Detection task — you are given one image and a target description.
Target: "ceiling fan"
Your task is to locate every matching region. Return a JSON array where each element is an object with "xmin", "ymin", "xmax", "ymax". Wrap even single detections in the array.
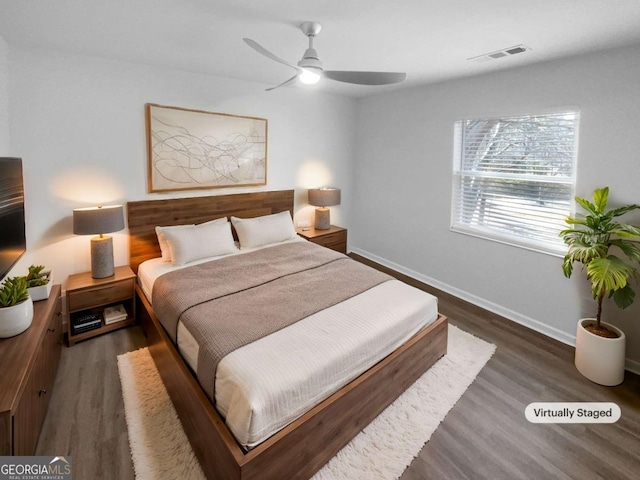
[{"xmin": 243, "ymin": 22, "xmax": 407, "ymax": 91}]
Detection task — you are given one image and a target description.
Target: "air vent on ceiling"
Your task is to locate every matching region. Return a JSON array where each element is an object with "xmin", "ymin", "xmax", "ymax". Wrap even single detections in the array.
[{"xmin": 468, "ymin": 44, "xmax": 530, "ymax": 63}]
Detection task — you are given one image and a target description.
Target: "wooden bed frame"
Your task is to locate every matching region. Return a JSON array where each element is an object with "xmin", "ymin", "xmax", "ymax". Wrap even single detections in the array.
[{"xmin": 127, "ymin": 190, "xmax": 448, "ymax": 480}]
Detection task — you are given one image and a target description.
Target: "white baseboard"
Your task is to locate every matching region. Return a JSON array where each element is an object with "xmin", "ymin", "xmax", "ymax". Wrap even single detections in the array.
[
  {"xmin": 626, "ymin": 357, "xmax": 640, "ymax": 375},
  {"xmin": 350, "ymin": 247, "xmax": 640, "ymax": 376}
]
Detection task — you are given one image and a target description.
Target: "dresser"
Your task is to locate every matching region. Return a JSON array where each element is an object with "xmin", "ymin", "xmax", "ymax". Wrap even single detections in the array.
[{"xmin": 0, "ymin": 285, "xmax": 62, "ymax": 455}]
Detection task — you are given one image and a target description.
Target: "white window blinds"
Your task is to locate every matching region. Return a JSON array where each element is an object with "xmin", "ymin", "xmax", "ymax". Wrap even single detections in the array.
[{"xmin": 451, "ymin": 111, "xmax": 579, "ymax": 255}]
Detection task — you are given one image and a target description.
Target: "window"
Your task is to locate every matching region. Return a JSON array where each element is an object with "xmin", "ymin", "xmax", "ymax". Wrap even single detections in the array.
[{"xmin": 451, "ymin": 111, "xmax": 579, "ymax": 255}]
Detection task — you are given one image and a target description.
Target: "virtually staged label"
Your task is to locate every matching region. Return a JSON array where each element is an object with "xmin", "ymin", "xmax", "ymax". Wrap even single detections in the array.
[{"xmin": 525, "ymin": 402, "xmax": 621, "ymax": 423}]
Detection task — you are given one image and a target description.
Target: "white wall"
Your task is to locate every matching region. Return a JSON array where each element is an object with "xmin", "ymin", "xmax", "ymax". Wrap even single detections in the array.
[
  {"xmin": 351, "ymin": 44, "xmax": 640, "ymax": 372},
  {"xmin": 0, "ymin": 34, "xmax": 8, "ymax": 153},
  {"xmin": 7, "ymin": 46, "xmax": 356, "ymax": 287}
]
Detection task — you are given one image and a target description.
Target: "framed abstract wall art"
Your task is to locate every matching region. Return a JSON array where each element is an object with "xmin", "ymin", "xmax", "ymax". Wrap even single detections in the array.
[{"xmin": 146, "ymin": 103, "xmax": 268, "ymax": 192}]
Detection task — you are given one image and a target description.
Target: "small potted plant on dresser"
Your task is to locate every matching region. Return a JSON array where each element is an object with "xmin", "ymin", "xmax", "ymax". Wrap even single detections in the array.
[
  {"xmin": 0, "ymin": 276, "xmax": 34, "ymax": 338},
  {"xmin": 24, "ymin": 264, "xmax": 52, "ymax": 301},
  {"xmin": 560, "ymin": 186, "xmax": 640, "ymax": 386}
]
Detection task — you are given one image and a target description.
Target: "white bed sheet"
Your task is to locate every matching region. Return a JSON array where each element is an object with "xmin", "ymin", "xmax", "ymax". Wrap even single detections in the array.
[{"xmin": 138, "ymin": 241, "xmax": 438, "ymax": 449}]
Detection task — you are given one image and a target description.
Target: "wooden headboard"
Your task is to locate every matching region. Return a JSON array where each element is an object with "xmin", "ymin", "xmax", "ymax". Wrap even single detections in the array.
[{"xmin": 127, "ymin": 190, "xmax": 294, "ymax": 273}]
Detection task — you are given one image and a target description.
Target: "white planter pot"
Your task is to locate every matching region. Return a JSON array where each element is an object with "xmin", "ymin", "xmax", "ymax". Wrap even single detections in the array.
[
  {"xmin": 0, "ymin": 296, "xmax": 34, "ymax": 338},
  {"xmin": 575, "ymin": 318, "xmax": 626, "ymax": 386},
  {"xmin": 27, "ymin": 280, "xmax": 53, "ymax": 302}
]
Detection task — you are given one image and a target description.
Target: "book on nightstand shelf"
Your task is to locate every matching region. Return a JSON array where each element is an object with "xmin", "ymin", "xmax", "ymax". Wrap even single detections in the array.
[{"xmin": 104, "ymin": 304, "xmax": 128, "ymax": 325}]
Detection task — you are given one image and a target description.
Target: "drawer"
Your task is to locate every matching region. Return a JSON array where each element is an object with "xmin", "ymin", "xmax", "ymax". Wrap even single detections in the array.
[
  {"xmin": 312, "ymin": 230, "xmax": 347, "ymax": 248},
  {"xmin": 68, "ymin": 279, "xmax": 134, "ymax": 312}
]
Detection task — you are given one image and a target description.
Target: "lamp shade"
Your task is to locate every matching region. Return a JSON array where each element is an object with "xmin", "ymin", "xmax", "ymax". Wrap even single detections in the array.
[
  {"xmin": 308, "ymin": 188, "xmax": 341, "ymax": 207},
  {"xmin": 73, "ymin": 205, "xmax": 124, "ymax": 235}
]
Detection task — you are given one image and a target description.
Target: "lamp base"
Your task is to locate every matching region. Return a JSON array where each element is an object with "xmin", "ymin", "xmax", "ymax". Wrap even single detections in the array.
[
  {"xmin": 90, "ymin": 235, "xmax": 115, "ymax": 279},
  {"xmin": 314, "ymin": 207, "xmax": 331, "ymax": 230}
]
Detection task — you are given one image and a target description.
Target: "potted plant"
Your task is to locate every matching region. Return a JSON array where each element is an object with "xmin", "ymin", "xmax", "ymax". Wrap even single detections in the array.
[
  {"xmin": 560, "ymin": 186, "xmax": 640, "ymax": 386},
  {"xmin": 25, "ymin": 264, "xmax": 52, "ymax": 301},
  {"xmin": 0, "ymin": 276, "xmax": 34, "ymax": 338}
]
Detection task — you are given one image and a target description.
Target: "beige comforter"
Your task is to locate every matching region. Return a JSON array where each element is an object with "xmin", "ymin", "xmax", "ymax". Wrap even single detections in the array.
[{"xmin": 152, "ymin": 241, "xmax": 391, "ymax": 400}]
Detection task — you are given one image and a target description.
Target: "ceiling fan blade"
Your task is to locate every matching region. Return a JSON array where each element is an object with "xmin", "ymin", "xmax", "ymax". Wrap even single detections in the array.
[
  {"xmin": 243, "ymin": 38, "xmax": 300, "ymax": 72},
  {"xmin": 322, "ymin": 70, "xmax": 407, "ymax": 86},
  {"xmin": 266, "ymin": 74, "xmax": 298, "ymax": 91}
]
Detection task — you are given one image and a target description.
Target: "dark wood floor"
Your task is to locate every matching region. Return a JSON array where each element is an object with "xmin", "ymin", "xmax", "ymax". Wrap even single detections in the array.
[
  {"xmin": 36, "ymin": 326, "xmax": 146, "ymax": 480},
  {"xmin": 36, "ymin": 255, "xmax": 640, "ymax": 480},
  {"xmin": 353, "ymin": 254, "xmax": 640, "ymax": 480}
]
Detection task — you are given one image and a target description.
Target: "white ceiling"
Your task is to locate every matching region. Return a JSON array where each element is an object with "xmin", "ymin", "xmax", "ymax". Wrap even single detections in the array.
[{"xmin": 1, "ymin": 0, "xmax": 640, "ymax": 97}]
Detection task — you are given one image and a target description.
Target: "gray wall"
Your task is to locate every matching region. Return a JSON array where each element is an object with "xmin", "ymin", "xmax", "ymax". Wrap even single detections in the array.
[{"xmin": 351, "ymin": 44, "xmax": 640, "ymax": 372}]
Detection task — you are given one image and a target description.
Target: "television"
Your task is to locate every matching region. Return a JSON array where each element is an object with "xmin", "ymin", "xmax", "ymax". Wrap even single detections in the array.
[{"xmin": 0, "ymin": 158, "xmax": 26, "ymax": 281}]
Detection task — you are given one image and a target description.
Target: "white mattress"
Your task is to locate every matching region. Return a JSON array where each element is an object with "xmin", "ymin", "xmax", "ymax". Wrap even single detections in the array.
[{"xmin": 138, "ymin": 242, "xmax": 438, "ymax": 449}]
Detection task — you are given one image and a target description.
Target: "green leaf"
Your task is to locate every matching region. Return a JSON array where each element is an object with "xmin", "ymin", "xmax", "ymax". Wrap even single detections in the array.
[
  {"xmin": 609, "ymin": 205, "xmax": 640, "ymax": 218},
  {"xmin": 610, "ymin": 239, "xmax": 640, "ymax": 263},
  {"xmin": 584, "ymin": 215, "xmax": 604, "ymax": 231},
  {"xmin": 0, "ymin": 276, "xmax": 29, "ymax": 307},
  {"xmin": 615, "ymin": 224, "xmax": 640, "ymax": 239},
  {"xmin": 559, "ymin": 229, "xmax": 609, "ymax": 249},
  {"xmin": 575, "ymin": 196, "xmax": 598, "ymax": 215},
  {"xmin": 593, "ymin": 187, "xmax": 609, "ymax": 213},
  {"xmin": 587, "ymin": 256, "xmax": 635, "ymax": 297},
  {"xmin": 564, "ymin": 217, "xmax": 586, "ymax": 226},
  {"xmin": 559, "ymin": 228, "xmax": 587, "ymax": 238},
  {"xmin": 566, "ymin": 241, "xmax": 608, "ymax": 264},
  {"xmin": 612, "ymin": 284, "xmax": 635, "ymax": 309},
  {"xmin": 562, "ymin": 255, "xmax": 574, "ymax": 278},
  {"xmin": 559, "ymin": 229, "xmax": 585, "ymax": 246}
]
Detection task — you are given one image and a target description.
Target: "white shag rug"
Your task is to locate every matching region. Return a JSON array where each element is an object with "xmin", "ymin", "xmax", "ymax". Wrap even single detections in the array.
[{"xmin": 117, "ymin": 325, "xmax": 495, "ymax": 480}]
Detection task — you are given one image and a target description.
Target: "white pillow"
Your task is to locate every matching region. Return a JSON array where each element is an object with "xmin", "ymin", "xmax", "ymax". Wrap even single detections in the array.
[
  {"xmin": 156, "ymin": 217, "xmax": 227, "ymax": 262},
  {"xmin": 160, "ymin": 220, "xmax": 237, "ymax": 265},
  {"xmin": 156, "ymin": 224, "xmax": 192, "ymax": 262},
  {"xmin": 231, "ymin": 211, "xmax": 297, "ymax": 249}
]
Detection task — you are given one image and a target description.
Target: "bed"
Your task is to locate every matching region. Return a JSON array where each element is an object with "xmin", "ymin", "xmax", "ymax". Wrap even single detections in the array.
[{"xmin": 128, "ymin": 190, "xmax": 448, "ymax": 480}]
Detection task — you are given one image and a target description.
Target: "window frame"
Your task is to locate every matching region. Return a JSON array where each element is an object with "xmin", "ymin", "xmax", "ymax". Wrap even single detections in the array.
[{"xmin": 450, "ymin": 110, "xmax": 580, "ymax": 256}]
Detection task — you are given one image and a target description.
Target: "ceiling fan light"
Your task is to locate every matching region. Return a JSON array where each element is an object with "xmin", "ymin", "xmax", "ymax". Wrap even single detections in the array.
[{"xmin": 299, "ymin": 69, "xmax": 321, "ymax": 85}]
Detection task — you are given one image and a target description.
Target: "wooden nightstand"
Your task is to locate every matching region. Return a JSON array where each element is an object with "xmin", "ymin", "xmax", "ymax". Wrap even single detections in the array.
[
  {"xmin": 66, "ymin": 265, "xmax": 136, "ymax": 346},
  {"xmin": 296, "ymin": 225, "xmax": 347, "ymax": 254}
]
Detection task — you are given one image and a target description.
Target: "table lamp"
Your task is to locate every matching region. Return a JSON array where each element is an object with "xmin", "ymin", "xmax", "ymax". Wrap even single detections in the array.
[
  {"xmin": 308, "ymin": 188, "xmax": 341, "ymax": 230},
  {"xmin": 73, "ymin": 205, "xmax": 125, "ymax": 278}
]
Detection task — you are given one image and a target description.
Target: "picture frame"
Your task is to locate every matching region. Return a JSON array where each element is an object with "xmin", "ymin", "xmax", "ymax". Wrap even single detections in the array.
[{"xmin": 145, "ymin": 103, "xmax": 268, "ymax": 193}]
